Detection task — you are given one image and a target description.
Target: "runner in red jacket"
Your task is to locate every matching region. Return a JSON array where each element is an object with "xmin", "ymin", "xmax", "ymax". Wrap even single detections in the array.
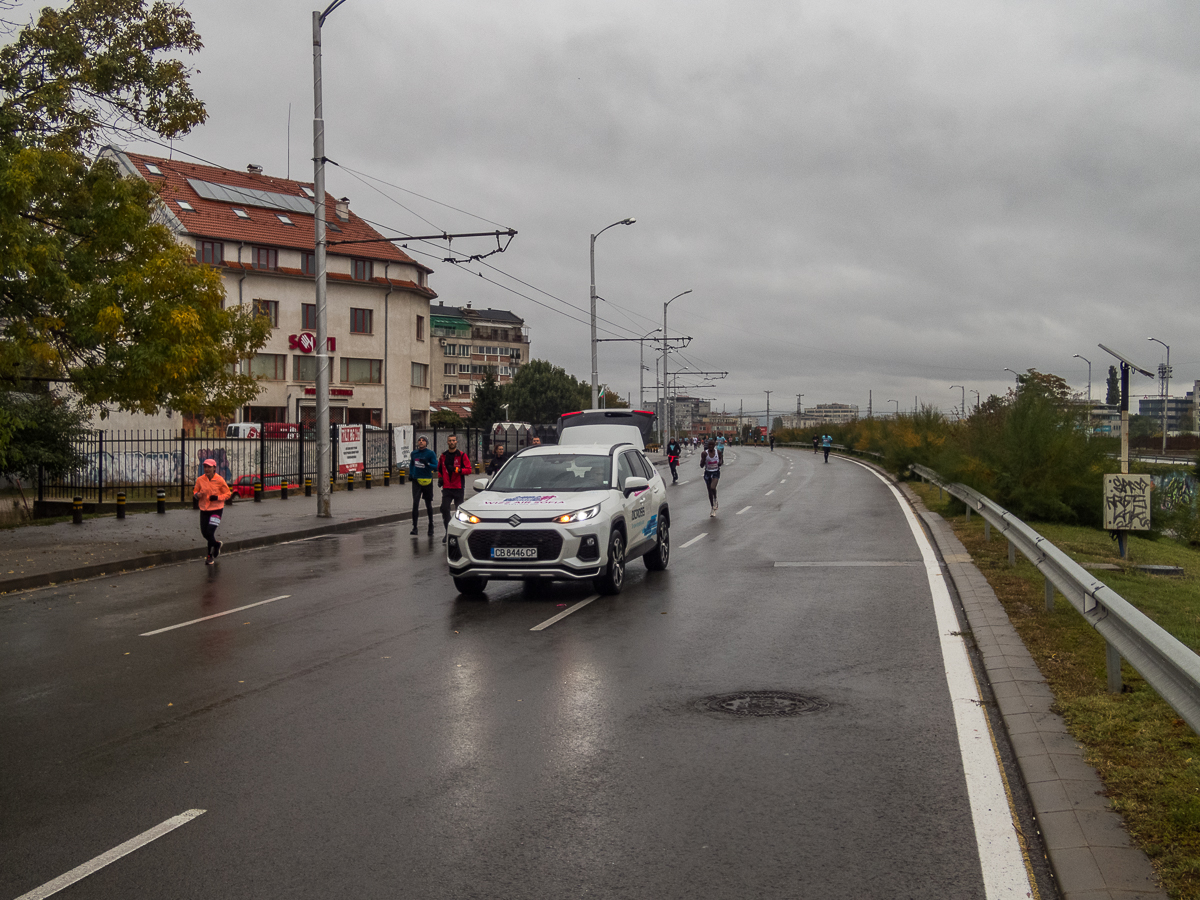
[{"xmin": 437, "ymin": 435, "xmax": 473, "ymax": 542}]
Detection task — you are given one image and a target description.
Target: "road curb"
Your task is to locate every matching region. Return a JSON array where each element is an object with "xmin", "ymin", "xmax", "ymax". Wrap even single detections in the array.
[
  {"xmin": 0, "ymin": 511, "xmax": 410, "ymax": 598},
  {"xmin": 899, "ymin": 483, "xmax": 1167, "ymax": 900}
]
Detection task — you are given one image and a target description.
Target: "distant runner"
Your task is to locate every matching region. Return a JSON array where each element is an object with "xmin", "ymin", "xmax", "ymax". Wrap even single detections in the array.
[
  {"xmin": 666, "ymin": 436, "xmax": 682, "ymax": 484},
  {"xmin": 822, "ymin": 434, "xmax": 832, "ymax": 464},
  {"xmin": 812, "ymin": 435, "xmax": 819, "ymax": 454},
  {"xmin": 716, "ymin": 433, "xmax": 726, "ymax": 464},
  {"xmin": 701, "ymin": 440, "xmax": 722, "ymax": 516}
]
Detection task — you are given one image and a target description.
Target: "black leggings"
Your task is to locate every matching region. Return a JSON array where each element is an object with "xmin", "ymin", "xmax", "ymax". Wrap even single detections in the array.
[
  {"xmin": 411, "ymin": 480, "xmax": 434, "ymax": 526},
  {"xmin": 200, "ymin": 508, "xmax": 222, "ymax": 554},
  {"xmin": 440, "ymin": 487, "xmax": 464, "ymax": 527}
]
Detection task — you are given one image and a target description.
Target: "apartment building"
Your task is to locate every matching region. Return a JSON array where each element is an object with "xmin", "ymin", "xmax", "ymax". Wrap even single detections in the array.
[
  {"xmin": 100, "ymin": 148, "xmax": 437, "ymax": 431},
  {"xmin": 430, "ymin": 302, "xmax": 528, "ymax": 416}
]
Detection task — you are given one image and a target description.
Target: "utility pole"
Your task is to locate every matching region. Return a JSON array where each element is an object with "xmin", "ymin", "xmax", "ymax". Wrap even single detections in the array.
[
  {"xmin": 764, "ymin": 390, "xmax": 772, "ymax": 443},
  {"xmin": 867, "ymin": 390, "xmax": 871, "ymax": 418},
  {"xmin": 1149, "ymin": 337, "xmax": 1170, "ymax": 454}
]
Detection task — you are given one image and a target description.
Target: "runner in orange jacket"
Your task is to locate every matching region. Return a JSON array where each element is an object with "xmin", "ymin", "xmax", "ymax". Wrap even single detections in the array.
[{"xmin": 193, "ymin": 459, "xmax": 233, "ymax": 564}]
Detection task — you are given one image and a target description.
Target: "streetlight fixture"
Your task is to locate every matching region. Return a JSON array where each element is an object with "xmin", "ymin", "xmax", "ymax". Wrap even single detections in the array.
[
  {"xmin": 950, "ymin": 385, "xmax": 965, "ymax": 419},
  {"xmin": 312, "ymin": 0, "xmax": 349, "ymax": 518},
  {"xmin": 638, "ymin": 327, "xmax": 661, "ymax": 409},
  {"xmin": 661, "ymin": 289, "xmax": 692, "ymax": 446},
  {"xmin": 589, "ymin": 218, "xmax": 635, "ymax": 408},
  {"xmin": 1003, "ymin": 367, "xmax": 1021, "ymax": 384},
  {"xmin": 1148, "ymin": 337, "xmax": 1171, "ymax": 454},
  {"xmin": 970, "ymin": 389, "xmax": 980, "ymax": 413},
  {"xmin": 1073, "ymin": 354, "xmax": 1092, "ymax": 436}
]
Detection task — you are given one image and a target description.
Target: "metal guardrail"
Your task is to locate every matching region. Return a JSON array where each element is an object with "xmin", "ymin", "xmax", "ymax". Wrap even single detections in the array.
[{"xmin": 911, "ymin": 463, "xmax": 1200, "ymax": 734}]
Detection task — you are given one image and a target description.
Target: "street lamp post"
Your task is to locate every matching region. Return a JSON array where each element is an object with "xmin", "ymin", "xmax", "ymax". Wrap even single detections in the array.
[
  {"xmin": 1004, "ymin": 367, "xmax": 1021, "ymax": 385},
  {"xmin": 970, "ymin": 390, "xmax": 980, "ymax": 413},
  {"xmin": 764, "ymin": 390, "xmax": 772, "ymax": 443},
  {"xmin": 589, "ymin": 218, "xmax": 635, "ymax": 409},
  {"xmin": 1148, "ymin": 337, "xmax": 1170, "ymax": 454},
  {"xmin": 638, "ymin": 327, "xmax": 661, "ymax": 409},
  {"xmin": 950, "ymin": 385, "xmax": 965, "ymax": 418},
  {"xmin": 661, "ymin": 289, "xmax": 692, "ymax": 447},
  {"xmin": 312, "ymin": 0, "xmax": 348, "ymax": 518},
  {"xmin": 1073, "ymin": 353, "xmax": 1092, "ymax": 436}
]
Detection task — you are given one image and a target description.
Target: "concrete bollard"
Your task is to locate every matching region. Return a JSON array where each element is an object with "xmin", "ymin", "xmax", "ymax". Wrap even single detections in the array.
[
  {"xmin": 280, "ymin": 480, "xmax": 289, "ymax": 500},
  {"xmin": 253, "ymin": 480, "xmax": 262, "ymax": 502},
  {"xmin": 116, "ymin": 491, "xmax": 126, "ymax": 520},
  {"xmin": 365, "ymin": 471, "xmax": 372, "ymax": 490},
  {"xmin": 347, "ymin": 472, "xmax": 354, "ymax": 492},
  {"xmin": 305, "ymin": 476, "xmax": 312, "ymax": 497},
  {"xmin": 73, "ymin": 495, "xmax": 83, "ymax": 525},
  {"xmin": 156, "ymin": 489, "xmax": 166, "ymax": 514},
  {"xmin": 384, "ymin": 469, "xmax": 390, "ymax": 487}
]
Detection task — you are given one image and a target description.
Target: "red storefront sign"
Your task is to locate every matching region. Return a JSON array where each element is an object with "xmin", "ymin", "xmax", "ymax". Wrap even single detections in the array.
[
  {"xmin": 288, "ymin": 332, "xmax": 336, "ymax": 352},
  {"xmin": 303, "ymin": 388, "xmax": 353, "ymax": 396}
]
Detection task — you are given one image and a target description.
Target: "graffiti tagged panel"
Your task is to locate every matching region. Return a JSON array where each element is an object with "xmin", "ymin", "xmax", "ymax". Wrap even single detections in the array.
[{"xmin": 1104, "ymin": 473, "xmax": 1153, "ymax": 531}]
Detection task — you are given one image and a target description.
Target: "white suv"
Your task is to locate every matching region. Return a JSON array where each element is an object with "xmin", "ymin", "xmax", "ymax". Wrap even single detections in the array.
[{"xmin": 446, "ymin": 441, "xmax": 670, "ymax": 596}]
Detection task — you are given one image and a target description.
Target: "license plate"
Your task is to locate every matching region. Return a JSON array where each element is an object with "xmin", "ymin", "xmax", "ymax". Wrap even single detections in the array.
[{"xmin": 492, "ymin": 547, "xmax": 537, "ymax": 559}]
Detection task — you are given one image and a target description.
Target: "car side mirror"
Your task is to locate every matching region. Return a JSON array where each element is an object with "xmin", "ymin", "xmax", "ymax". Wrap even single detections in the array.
[
  {"xmin": 623, "ymin": 476, "xmax": 649, "ymax": 496},
  {"xmin": 473, "ymin": 477, "xmax": 490, "ymax": 491}
]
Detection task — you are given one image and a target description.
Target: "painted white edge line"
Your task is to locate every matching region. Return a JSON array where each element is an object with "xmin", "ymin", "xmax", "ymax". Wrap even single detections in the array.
[
  {"xmin": 676, "ymin": 480, "xmax": 690, "ymax": 485},
  {"xmin": 765, "ymin": 490, "xmax": 775, "ymax": 496},
  {"xmin": 15, "ymin": 809, "xmax": 206, "ymax": 900},
  {"xmin": 679, "ymin": 533, "xmax": 707, "ymax": 549},
  {"xmin": 140, "ymin": 595, "xmax": 291, "ymax": 636},
  {"xmin": 774, "ymin": 561, "xmax": 922, "ymax": 567},
  {"xmin": 530, "ymin": 594, "xmax": 600, "ymax": 631},
  {"xmin": 736, "ymin": 506, "xmax": 752, "ymax": 515},
  {"xmin": 846, "ymin": 458, "xmax": 1031, "ymax": 898}
]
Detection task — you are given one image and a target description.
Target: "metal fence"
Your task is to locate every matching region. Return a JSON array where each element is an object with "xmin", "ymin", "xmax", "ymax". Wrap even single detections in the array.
[{"xmin": 911, "ymin": 463, "xmax": 1200, "ymax": 734}]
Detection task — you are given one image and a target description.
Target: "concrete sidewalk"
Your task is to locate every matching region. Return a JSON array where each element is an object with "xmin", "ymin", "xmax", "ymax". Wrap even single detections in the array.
[{"xmin": 0, "ymin": 485, "xmax": 415, "ymax": 596}]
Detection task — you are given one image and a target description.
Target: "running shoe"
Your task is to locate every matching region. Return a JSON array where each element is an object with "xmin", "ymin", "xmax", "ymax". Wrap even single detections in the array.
[
  {"xmin": 205, "ymin": 554, "xmax": 214, "ymax": 565},
  {"xmin": 213, "ymin": 541, "xmax": 222, "ymax": 560}
]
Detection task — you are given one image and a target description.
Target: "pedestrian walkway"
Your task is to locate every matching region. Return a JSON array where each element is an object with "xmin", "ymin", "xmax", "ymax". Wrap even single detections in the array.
[{"xmin": 0, "ymin": 487, "xmax": 412, "ymax": 596}]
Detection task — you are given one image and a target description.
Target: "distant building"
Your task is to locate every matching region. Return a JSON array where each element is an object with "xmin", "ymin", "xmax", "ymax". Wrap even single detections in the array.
[
  {"xmin": 429, "ymin": 302, "xmax": 529, "ymax": 420},
  {"xmin": 1138, "ymin": 392, "xmax": 1195, "ymax": 433}
]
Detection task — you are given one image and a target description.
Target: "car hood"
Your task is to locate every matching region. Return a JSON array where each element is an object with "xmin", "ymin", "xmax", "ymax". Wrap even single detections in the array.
[{"xmin": 463, "ymin": 489, "xmax": 612, "ymax": 517}]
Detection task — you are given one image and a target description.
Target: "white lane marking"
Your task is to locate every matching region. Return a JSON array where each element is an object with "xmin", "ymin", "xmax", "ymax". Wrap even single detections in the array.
[
  {"xmin": 15, "ymin": 810, "xmax": 206, "ymax": 900},
  {"xmin": 140, "ymin": 596, "xmax": 291, "ymax": 636},
  {"xmin": 676, "ymin": 480, "xmax": 690, "ymax": 485},
  {"xmin": 679, "ymin": 533, "xmax": 707, "ymax": 549},
  {"xmin": 847, "ymin": 458, "xmax": 1032, "ymax": 898},
  {"xmin": 765, "ymin": 490, "xmax": 775, "ymax": 496},
  {"xmin": 530, "ymin": 594, "xmax": 599, "ymax": 631},
  {"xmin": 736, "ymin": 506, "xmax": 752, "ymax": 515},
  {"xmin": 774, "ymin": 561, "xmax": 921, "ymax": 567},
  {"xmin": 780, "ymin": 479, "xmax": 787, "ymax": 483}
]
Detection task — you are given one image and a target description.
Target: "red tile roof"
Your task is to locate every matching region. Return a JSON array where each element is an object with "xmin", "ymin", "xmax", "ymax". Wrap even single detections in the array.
[{"xmin": 117, "ymin": 149, "xmax": 429, "ymax": 272}]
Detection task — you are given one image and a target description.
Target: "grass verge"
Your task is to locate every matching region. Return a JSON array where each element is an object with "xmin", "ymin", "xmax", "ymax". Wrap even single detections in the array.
[{"xmin": 911, "ymin": 482, "xmax": 1200, "ymax": 900}]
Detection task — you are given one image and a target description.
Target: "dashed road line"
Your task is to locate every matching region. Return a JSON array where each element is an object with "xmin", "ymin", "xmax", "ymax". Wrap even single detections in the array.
[
  {"xmin": 140, "ymin": 595, "xmax": 291, "ymax": 636},
  {"xmin": 15, "ymin": 810, "xmax": 206, "ymax": 900},
  {"xmin": 530, "ymin": 594, "xmax": 599, "ymax": 631},
  {"xmin": 765, "ymin": 490, "xmax": 775, "ymax": 496},
  {"xmin": 679, "ymin": 533, "xmax": 707, "ymax": 549},
  {"xmin": 736, "ymin": 506, "xmax": 752, "ymax": 515}
]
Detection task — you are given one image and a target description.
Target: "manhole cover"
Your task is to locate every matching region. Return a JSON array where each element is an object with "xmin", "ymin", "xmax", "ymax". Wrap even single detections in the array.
[{"xmin": 696, "ymin": 690, "xmax": 828, "ymax": 718}]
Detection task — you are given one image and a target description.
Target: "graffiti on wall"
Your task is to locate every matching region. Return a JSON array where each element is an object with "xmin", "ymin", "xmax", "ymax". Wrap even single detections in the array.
[{"xmin": 1104, "ymin": 473, "xmax": 1153, "ymax": 531}]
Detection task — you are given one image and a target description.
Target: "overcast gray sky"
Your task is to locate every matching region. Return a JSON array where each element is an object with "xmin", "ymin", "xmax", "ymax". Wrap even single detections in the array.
[{"xmin": 18, "ymin": 0, "xmax": 1200, "ymax": 419}]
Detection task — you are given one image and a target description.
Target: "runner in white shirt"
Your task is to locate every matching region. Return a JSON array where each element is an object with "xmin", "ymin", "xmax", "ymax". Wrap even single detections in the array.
[{"xmin": 701, "ymin": 440, "xmax": 722, "ymax": 516}]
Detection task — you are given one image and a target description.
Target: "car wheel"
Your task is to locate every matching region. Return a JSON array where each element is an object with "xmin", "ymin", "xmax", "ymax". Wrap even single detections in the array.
[
  {"xmin": 594, "ymin": 529, "xmax": 626, "ymax": 595},
  {"xmin": 644, "ymin": 516, "xmax": 669, "ymax": 571},
  {"xmin": 452, "ymin": 576, "xmax": 488, "ymax": 596}
]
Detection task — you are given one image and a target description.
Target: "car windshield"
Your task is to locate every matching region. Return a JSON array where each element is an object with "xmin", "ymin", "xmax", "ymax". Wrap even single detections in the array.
[{"xmin": 487, "ymin": 453, "xmax": 610, "ymax": 492}]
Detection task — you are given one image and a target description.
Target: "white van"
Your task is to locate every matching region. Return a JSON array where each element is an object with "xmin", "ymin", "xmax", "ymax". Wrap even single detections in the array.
[{"xmin": 226, "ymin": 423, "xmax": 260, "ymax": 439}]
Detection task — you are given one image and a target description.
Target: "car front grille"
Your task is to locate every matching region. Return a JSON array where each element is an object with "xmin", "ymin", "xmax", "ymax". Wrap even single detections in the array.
[{"xmin": 467, "ymin": 529, "xmax": 564, "ymax": 561}]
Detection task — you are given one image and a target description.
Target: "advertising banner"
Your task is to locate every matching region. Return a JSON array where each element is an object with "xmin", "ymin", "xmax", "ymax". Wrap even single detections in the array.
[
  {"xmin": 394, "ymin": 424, "xmax": 414, "ymax": 467},
  {"xmin": 338, "ymin": 424, "xmax": 364, "ymax": 474}
]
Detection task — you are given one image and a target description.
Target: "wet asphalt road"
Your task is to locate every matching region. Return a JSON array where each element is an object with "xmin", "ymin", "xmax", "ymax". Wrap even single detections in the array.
[{"xmin": 3, "ymin": 448, "xmax": 997, "ymax": 899}]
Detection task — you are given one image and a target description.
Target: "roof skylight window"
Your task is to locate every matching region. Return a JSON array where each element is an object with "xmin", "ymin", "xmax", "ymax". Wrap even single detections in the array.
[
  {"xmin": 277, "ymin": 214, "xmax": 294, "ymax": 225},
  {"xmin": 233, "ymin": 208, "xmax": 250, "ymax": 219},
  {"xmin": 177, "ymin": 200, "xmax": 195, "ymax": 211},
  {"xmin": 145, "ymin": 164, "xmax": 162, "ymax": 175},
  {"xmin": 300, "ymin": 186, "xmax": 315, "ymax": 198}
]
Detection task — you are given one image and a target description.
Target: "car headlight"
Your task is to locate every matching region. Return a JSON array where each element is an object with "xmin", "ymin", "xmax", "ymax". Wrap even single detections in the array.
[
  {"xmin": 455, "ymin": 509, "xmax": 481, "ymax": 524},
  {"xmin": 555, "ymin": 504, "xmax": 601, "ymax": 524}
]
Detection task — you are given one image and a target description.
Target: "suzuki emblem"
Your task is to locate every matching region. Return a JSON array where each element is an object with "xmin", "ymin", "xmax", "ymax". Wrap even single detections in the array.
[{"xmin": 508, "ymin": 514, "xmax": 522, "ymax": 527}]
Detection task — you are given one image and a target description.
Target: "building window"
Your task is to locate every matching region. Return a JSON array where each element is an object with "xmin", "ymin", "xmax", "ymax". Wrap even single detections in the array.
[
  {"xmin": 444, "ymin": 363, "xmax": 458, "ymax": 376},
  {"xmin": 351, "ymin": 258, "xmax": 373, "ymax": 281},
  {"xmin": 249, "ymin": 353, "xmax": 287, "ymax": 381},
  {"xmin": 145, "ymin": 163, "xmax": 162, "ymax": 176},
  {"xmin": 443, "ymin": 385, "xmax": 458, "ymax": 399},
  {"xmin": 302, "ymin": 303, "xmax": 317, "ymax": 330},
  {"xmin": 293, "ymin": 354, "xmax": 323, "ymax": 382},
  {"xmin": 411, "ymin": 362, "xmax": 428, "ymax": 388},
  {"xmin": 416, "ymin": 315, "xmax": 425, "ymax": 341},
  {"xmin": 350, "ymin": 308, "xmax": 373, "ymax": 334},
  {"xmin": 341, "ymin": 357, "xmax": 382, "ymax": 384},
  {"xmin": 276, "ymin": 214, "xmax": 294, "ymax": 225},
  {"xmin": 177, "ymin": 200, "xmax": 195, "ymax": 211},
  {"xmin": 233, "ymin": 208, "xmax": 250, "ymax": 219},
  {"xmin": 301, "ymin": 186, "xmax": 315, "ymax": 199},
  {"xmin": 302, "ymin": 252, "xmax": 316, "ymax": 276},
  {"xmin": 252, "ymin": 247, "xmax": 278, "ymax": 270},
  {"xmin": 458, "ymin": 364, "xmax": 471, "ymax": 374},
  {"xmin": 198, "ymin": 241, "xmax": 224, "ymax": 265},
  {"xmin": 252, "ymin": 299, "xmax": 279, "ymax": 327}
]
